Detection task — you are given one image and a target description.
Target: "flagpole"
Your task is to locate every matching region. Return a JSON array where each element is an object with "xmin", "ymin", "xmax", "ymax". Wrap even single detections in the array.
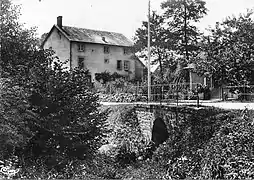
[{"xmin": 147, "ymin": 0, "xmax": 151, "ymax": 102}]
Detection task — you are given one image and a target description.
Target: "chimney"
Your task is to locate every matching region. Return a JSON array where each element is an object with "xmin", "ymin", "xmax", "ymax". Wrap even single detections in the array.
[{"xmin": 57, "ymin": 16, "xmax": 62, "ymax": 28}]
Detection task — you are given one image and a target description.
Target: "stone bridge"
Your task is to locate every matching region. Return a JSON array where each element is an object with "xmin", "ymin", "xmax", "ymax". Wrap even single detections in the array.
[{"xmin": 135, "ymin": 104, "xmax": 202, "ymax": 146}]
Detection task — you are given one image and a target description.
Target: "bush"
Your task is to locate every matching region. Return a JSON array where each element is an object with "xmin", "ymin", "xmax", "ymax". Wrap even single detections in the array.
[
  {"xmin": 0, "ymin": 78, "xmax": 35, "ymax": 159},
  {"xmin": 99, "ymin": 93, "xmax": 137, "ymax": 102},
  {"xmin": 152, "ymin": 107, "xmax": 230, "ymax": 179},
  {"xmin": 95, "ymin": 71, "xmax": 124, "ymax": 84},
  {"xmin": 81, "ymin": 154, "xmax": 118, "ymax": 179},
  {"xmin": 1, "ymin": 61, "xmax": 110, "ymax": 178},
  {"xmin": 117, "ymin": 160, "xmax": 168, "ymax": 179},
  {"xmin": 105, "ymin": 105, "xmax": 149, "ymax": 166},
  {"xmin": 200, "ymin": 109, "xmax": 254, "ymax": 179},
  {"xmin": 22, "ymin": 61, "xmax": 110, "ymax": 166}
]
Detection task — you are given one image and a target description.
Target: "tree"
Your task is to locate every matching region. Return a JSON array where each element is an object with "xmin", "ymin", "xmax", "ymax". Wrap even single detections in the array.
[
  {"xmin": 161, "ymin": 0, "xmax": 207, "ymax": 62},
  {"xmin": 196, "ymin": 10, "xmax": 254, "ymax": 86},
  {"xmin": 26, "ymin": 61, "xmax": 109, "ymax": 165},
  {"xmin": 0, "ymin": 0, "xmax": 41, "ymax": 159},
  {"xmin": 1, "ymin": 0, "xmax": 40, "ymax": 82},
  {"xmin": 0, "ymin": 78, "xmax": 36, "ymax": 159},
  {"xmin": 1, "ymin": 0, "xmax": 109, "ymax": 173},
  {"xmin": 134, "ymin": 11, "xmax": 176, "ymax": 82}
]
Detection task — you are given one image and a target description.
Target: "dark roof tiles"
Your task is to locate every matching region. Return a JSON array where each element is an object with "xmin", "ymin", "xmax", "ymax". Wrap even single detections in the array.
[{"xmin": 61, "ymin": 26, "xmax": 133, "ymax": 47}]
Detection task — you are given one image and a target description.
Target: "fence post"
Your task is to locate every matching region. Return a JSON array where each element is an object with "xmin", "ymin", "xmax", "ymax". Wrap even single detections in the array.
[
  {"xmin": 162, "ymin": 85, "xmax": 164, "ymax": 104},
  {"xmin": 176, "ymin": 83, "xmax": 179, "ymax": 106},
  {"xmin": 197, "ymin": 94, "xmax": 199, "ymax": 108},
  {"xmin": 221, "ymin": 87, "xmax": 223, "ymax": 101},
  {"xmin": 244, "ymin": 83, "xmax": 246, "ymax": 101}
]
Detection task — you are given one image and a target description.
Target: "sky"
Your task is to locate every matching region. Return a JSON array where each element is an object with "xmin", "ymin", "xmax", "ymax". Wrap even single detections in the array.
[{"xmin": 13, "ymin": 0, "xmax": 254, "ymax": 40}]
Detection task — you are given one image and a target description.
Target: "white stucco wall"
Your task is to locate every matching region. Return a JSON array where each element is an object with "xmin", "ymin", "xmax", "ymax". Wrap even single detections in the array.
[
  {"xmin": 43, "ymin": 28, "xmax": 70, "ymax": 69},
  {"xmin": 43, "ymin": 28, "xmax": 143, "ymax": 81},
  {"xmin": 71, "ymin": 42, "xmax": 136, "ymax": 81}
]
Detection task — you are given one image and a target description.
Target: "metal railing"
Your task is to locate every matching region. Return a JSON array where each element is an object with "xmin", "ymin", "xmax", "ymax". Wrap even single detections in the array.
[
  {"xmin": 129, "ymin": 83, "xmax": 204, "ymax": 107},
  {"xmin": 222, "ymin": 85, "xmax": 254, "ymax": 101}
]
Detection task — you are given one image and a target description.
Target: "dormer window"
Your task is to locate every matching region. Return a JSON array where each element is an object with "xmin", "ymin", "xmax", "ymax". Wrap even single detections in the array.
[
  {"xmin": 104, "ymin": 46, "xmax": 110, "ymax": 54},
  {"xmin": 102, "ymin": 36, "xmax": 107, "ymax": 43},
  {"xmin": 78, "ymin": 43, "xmax": 85, "ymax": 52}
]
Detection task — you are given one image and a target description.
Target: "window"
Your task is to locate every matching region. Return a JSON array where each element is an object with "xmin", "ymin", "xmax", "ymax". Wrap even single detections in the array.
[
  {"xmin": 124, "ymin": 60, "xmax": 130, "ymax": 71},
  {"xmin": 78, "ymin": 43, "xmax": 85, "ymax": 52},
  {"xmin": 117, "ymin": 60, "xmax": 122, "ymax": 70},
  {"xmin": 104, "ymin": 58, "xmax": 109, "ymax": 64},
  {"xmin": 78, "ymin": 57, "xmax": 85, "ymax": 69},
  {"xmin": 104, "ymin": 46, "xmax": 110, "ymax": 54}
]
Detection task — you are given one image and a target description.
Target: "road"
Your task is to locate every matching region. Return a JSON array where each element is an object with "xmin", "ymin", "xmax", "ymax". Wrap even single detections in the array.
[{"xmin": 101, "ymin": 101, "xmax": 254, "ymax": 110}]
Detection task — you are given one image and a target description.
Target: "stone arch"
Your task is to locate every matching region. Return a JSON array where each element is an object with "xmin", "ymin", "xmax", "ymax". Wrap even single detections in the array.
[{"xmin": 151, "ymin": 117, "xmax": 169, "ymax": 146}]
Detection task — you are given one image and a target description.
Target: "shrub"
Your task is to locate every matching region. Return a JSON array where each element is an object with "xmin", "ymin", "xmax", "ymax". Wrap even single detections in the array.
[
  {"xmin": 152, "ymin": 107, "xmax": 230, "ymax": 179},
  {"xmin": 23, "ymin": 61, "xmax": 110, "ymax": 166},
  {"xmin": 95, "ymin": 71, "xmax": 124, "ymax": 84},
  {"xmin": 1, "ymin": 0, "xmax": 108, "ymax": 177},
  {"xmin": 105, "ymin": 105, "xmax": 149, "ymax": 166},
  {"xmin": 200, "ymin": 109, "xmax": 254, "ymax": 179},
  {"xmin": 117, "ymin": 160, "xmax": 168, "ymax": 179},
  {"xmin": 0, "ymin": 78, "xmax": 35, "ymax": 159}
]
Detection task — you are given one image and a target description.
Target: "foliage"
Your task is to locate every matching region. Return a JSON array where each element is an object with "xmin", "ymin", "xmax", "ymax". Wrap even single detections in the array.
[
  {"xmin": 1, "ymin": 0, "xmax": 109, "ymax": 176},
  {"xmin": 152, "ymin": 56, "xmax": 179, "ymax": 84},
  {"xmin": 99, "ymin": 93, "xmax": 137, "ymax": 102},
  {"xmin": 152, "ymin": 107, "xmax": 230, "ymax": 179},
  {"xmin": 117, "ymin": 160, "xmax": 168, "ymax": 179},
  {"xmin": 134, "ymin": 0, "xmax": 207, "ymax": 83},
  {"xmin": 105, "ymin": 105, "xmax": 149, "ymax": 166},
  {"xmin": 95, "ymin": 71, "xmax": 124, "ymax": 84},
  {"xmin": 0, "ymin": 155, "xmax": 20, "ymax": 179},
  {"xmin": 96, "ymin": 77, "xmax": 142, "ymax": 97},
  {"xmin": 200, "ymin": 109, "xmax": 254, "ymax": 179},
  {"xmin": 161, "ymin": 0, "xmax": 207, "ymax": 61},
  {"xmin": 196, "ymin": 10, "xmax": 254, "ymax": 86},
  {"xmin": 80, "ymin": 154, "xmax": 118, "ymax": 179},
  {"xmin": 1, "ymin": 0, "xmax": 40, "ymax": 80},
  {"xmin": 134, "ymin": 11, "xmax": 176, "ymax": 80},
  {"xmin": 0, "ymin": 78, "xmax": 35, "ymax": 159},
  {"xmin": 24, "ymin": 62, "xmax": 110, "ymax": 163}
]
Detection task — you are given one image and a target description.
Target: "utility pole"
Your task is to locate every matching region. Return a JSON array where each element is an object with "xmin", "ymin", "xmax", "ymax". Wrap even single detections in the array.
[
  {"xmin": 147, "ymin": 0, "xmax": 151, "ymax": 102},
  {"xmin": 184, "ymin": 0, "xmax": 189, "ymax": 61}
]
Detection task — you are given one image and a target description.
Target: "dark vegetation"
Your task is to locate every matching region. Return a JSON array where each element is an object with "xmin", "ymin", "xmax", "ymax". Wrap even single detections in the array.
[
  {"xmin": 1, "ymin": 0, "xmax": 254, "ymax": 179},
  {"xmin": 90, "ymin": 106, "xmax": 254, "ymax": 180}
]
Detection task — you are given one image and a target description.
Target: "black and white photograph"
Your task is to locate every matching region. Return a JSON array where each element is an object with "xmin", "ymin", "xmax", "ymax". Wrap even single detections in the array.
[{"xmin": 1, "ymin": 0, "xmax": 254, "ymax": 179}]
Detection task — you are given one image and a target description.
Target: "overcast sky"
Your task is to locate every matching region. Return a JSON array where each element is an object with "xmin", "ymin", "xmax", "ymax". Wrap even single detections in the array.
[{"xmin": 13, "ymin": 0, "xmax": 254, "ymax": 39}]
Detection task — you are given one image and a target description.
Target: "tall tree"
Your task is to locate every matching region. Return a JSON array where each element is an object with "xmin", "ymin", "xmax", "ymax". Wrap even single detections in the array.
[
  {"xmin": 134, "ymin": 11, "xmax": 176, "ymax": 82},
  {"xmin": 1, "ymin": 0, "xmax": 40, "ymax": 81},
  {"xmin": 196, "ymin": 10, "xmax": 254, "ymax": 86},
  {"xmin": 1, "ymin": 0, "xmax": 109, "ymax": 170},
  {"xmin": 161, "ymin": 0, "xmax": 207, "ymax": 63}
]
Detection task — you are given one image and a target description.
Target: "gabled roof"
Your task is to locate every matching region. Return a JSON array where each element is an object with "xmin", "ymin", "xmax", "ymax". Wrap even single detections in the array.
[{"xmin": 42, "ymin": 25, "xmax": 133, "ymax": 47}]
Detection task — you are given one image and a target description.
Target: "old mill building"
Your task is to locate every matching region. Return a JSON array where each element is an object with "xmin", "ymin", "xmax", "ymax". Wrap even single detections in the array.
[{"xmin": 41, "ymin": 16, "xmax": 145, "ymax": 82}]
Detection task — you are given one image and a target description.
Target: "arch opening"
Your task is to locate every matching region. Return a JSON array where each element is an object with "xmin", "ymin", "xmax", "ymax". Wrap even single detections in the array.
[{"xmin": 151, "ymin": 117, "xmax": 169, "ymax": 147}]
